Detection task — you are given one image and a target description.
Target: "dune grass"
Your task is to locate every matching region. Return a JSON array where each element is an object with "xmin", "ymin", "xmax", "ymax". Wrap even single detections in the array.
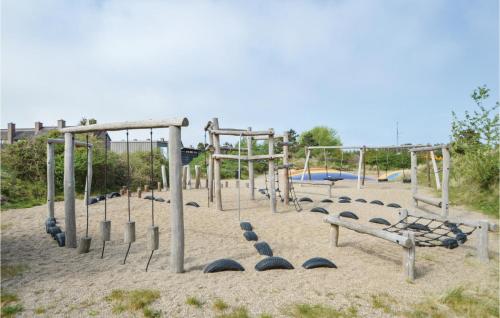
[
  {"xmin": 283, "ymin": 303, "xmax": 358, "ymax": 318},
  {"xmin": 105, "ymin": 289, "xmax": 160, "ymax": 316},
  {"xmin": 216, "ymin": 306, "xmax": 250, "ymax": 318},
  {"xmin": 213, "ymin": 298, "xmax": 229, "ymax": 312},
  {"xmin": 1, "ymin": 291, "xmax": 23, "ymax": 317},
  {"xmin": 186, "ymin": 296, "xmax": 203, "ymax": 308},
  {"xmin": 1, "ymin": 264, "xmax": 28, "ymax": 280}
]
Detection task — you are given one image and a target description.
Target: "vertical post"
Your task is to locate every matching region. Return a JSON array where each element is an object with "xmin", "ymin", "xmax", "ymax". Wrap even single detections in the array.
[
  {"xmin": 441, "ymin": 147, "xmax": 450, "ymax": 217},
  {"xmin": 357, "ymin": 148, "xmax": 363, "ymax": 190},
  {"xmin": 430, "ymin": 151, "xmax": 441, "ymax": 190},
  {"xmin": 247, "ymin": 127, "xmax": 254, "ymax": 200},
  {"xmin": 212, "ymin": 118, "xmax": 222, "ymax": 211},
  {"xmin": 182, "ymin": 165, "xmax": 187, "ymax": 190},
  {"xmin": 268, "ymin": 131, "xmax": 277, "ymax": 213},
  {"xmin": 208, "ymin": 130, "xmax": 214, "ymax": 202},
  {"xmin": 403, "ymin": 231, "xmax": 416, "ymax": 281},
  {"xmin": 186, "ymin": 165, "xmax": 192, "ymax": 189},
  {"xmin": 282, "ymin": 131, "xmax": 290, "ymax": 205},
  {"xmin": 301, "ymin": 148, "xmax": 311, "ymax": 181},
  {"xmin": 64, "ymin": 133, "xmax": 77, "ymax": 248},
  {"xmin": 477, "ymin": 220, "xmax": 489, "ymax": 263},
  {"xmin": 84, "ymin": 146, "xmax": 93, "ymax": 207},
  {"xmin": 161, "ymin": 165, "xmax": 167, "ymax": 191},
  {"xmin": 194, "ymin": 165, "xmax": 201, "ymax": 189},
  {"xmin": 362, "ymin": 146, "xmax": 366, "ymax": 186},
  {"xmin": 169, "ymin": 126, "xmax": 184, "ymax": 273},
  {"xmin": 330, "ymin": 224, "xmax": 339, "ymax": 247},
  {"xmin": 411, "ymin": 151, "xmax": 417, "ymax": 207},
  {"xmin": 426, "ymin": 152, "xmax": 431, "ymax": 187},
  {"xmin": 47, "ymin": 143, "xmax": 55, "ymax": 220}
]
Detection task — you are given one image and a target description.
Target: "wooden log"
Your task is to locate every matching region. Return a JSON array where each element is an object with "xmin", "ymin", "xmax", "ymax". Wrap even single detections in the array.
[
  {"xmin": 212, "ymin": 118, "xmax": 222, "ymax": 211},
  {"xmin": 409, "ymin": 144, "xmax": 448, "ymax": 152},
  {"xmin": 208, "ymin": 131, "xmax": 214, "ymax": 202},
  {"xmin": 182, "ymin": 165, "xmax": 187, "ymax": 190},
  {"xmin": 413, "ymin": 194, "xmax": 441, "ymax": 208},
  {"xmin": 403, "ymin": 231, "xmax": 416, "ymax": 281},
  {"xmin": 357, "ymin": 148, "xmax": 363, "ymax": 190},
  {"xmin": 430, "ymin": 151, "xmax": 441, "ymax": 190},
  {"xmin": 411, "ymin": 151, "xmax": 417, "ymax": 207},
  {"xmin": 301, "ymin": 149, "xmax": 311, "ymax": 181},
  {"xmin": 324, "ymin": 216, "xmax": 413, "ymax": 248},
  {"xmin": 441, "ymin": 147, "xmax": 450, "ymax": 217},
  {"xmin": 477, "ymin": 220, "xmax": 489, "ymax": 263},
  {"xmin": 211, "ymin": 154, "xmax": 284, "ymax": 160},
  {"xmin": 47, "ymin": 143, "xmax": 55, "ymax": 220},
  {"xmin": 169, "ymin": 125, "xmax": 184, "ymax": 273},
  {"xmin": 252, "ymin": 134, "xmax": 284, "ymax": 140},
  {"xmin": 268, "ymin": 132, "xmax": 277, "ymax": 213},
  {"xmin": 247, "ymin": 127, "xmax": 254, "ymax": 200},
  {"xmin": 282, "ymin": 131, "xmax": 290, "ymax": 205},
  {"xmin": 210, "ymin": 129, "xmax": 273, "ymax": 136},
  {"xmin": 330, "ymin": 224, "xmax": 339, "ymax": 247},
  {"xmin": 63, "ymin": 133, "xmax": 77, "ymax": 248},
  {"xmin": 59, "ymin": 118, "xmax": 189, "ymax": 133},
  {"xmin": 194, "ymin": 165, "xmax": 201, "ymax": 189},
  {"xmin": 186, "ymin": 165, "xmax": 192, "ymax": 190},
  {"xmin": 161, "ymin": 165, "xmax": 167, "ymax": 191}
]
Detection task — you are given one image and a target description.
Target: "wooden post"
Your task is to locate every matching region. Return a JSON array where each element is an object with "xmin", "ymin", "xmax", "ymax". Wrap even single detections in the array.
[
  {"xmin": 47, "ymin": 143, "xmax": 55, "ymax": 220},
  {"xmin": 137, "ymin": 187, "xmax": 142, "ymax": 198},
  {"xmin": 411, "ymin": 151, "xmax": 417, "ymax": 207},
  {"xmin": 144, "ymin": 184, "xmax": 149, "ymax": 192},
  {"xmin": 182, "ymin": 165, "xmax": 187, "ymax": 190},
  {"xmin": 477, "ymin": 220, "xmax": 489, "ymax": 263},
  {"xmin": 208, "ymin": 131, "xmax": 214, "ymax": 202},
  {"xmin": 426, "ymin": 152, "xmax": 431, "ymax": 187},
  {"xmin": 225, "ymin": 180, "xmax": 229, "ymax": 188},
  {"xmin": 212, "ymin": 118, "xmax": 222, "ymax": 211},
  {"xmin": 186, "ymin": 165, "xmax": 192, "ymax": 189},
  {"xmin": 430, "ymin": 151, "xmax": 441, "ymax": 190},
  {"xmin": 161, "ymin": 165, "xmax": 167, "ymax": 191},
  {"xmin": 282, "ymin": 131, "xmax": 290, "ymax": 205},
  {"xmin": 169, "ymin": 126, "xmax": 184, "ymax": 273},
  {"xmin": 301, "ymin": 148, "xmax": 311, "ymax": 181},
  {"xmin": 357, "ymin": 148, "xmax": 363, "ymax": 190},
  {"xmin": 403, "ymin": 231, "xmax": 416, "ymax": 281},
  {"xmin": 194, "ymin": 165, "xmax": 201, "ymax": 189},
  {"xmin": 157, "ymin": 181, "xmax": 161, "ymax": 192},
  {"xmin": 247, "ymin": 127, "xmax": 255, "ymax": 200},
  {"xmin": 330, "ymin": 224, "xmax": 339, "ymax": 247},
  {"xmin": 63, "ymin": 133, "xmax": 77, "ymax": 248},
  {"xmin": 268, "ymin": 131, "xmax": 277, "ymax": 213},
  {"xmin": 362, "ymin": 146, "xmax": 366, "ymax": 186},
  {"xmin": 441, "ymin": 147, "xmax": 450, "ymax": 217}
]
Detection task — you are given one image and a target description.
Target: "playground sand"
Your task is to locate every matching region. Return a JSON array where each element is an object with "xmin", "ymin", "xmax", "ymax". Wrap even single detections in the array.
[{"xmin": 1, "ymin": 179, "xmax": 498, "ymax": 317}]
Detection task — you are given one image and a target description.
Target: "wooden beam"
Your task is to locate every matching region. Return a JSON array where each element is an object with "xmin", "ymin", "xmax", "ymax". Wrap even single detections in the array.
[
  {"xmin": 430, "ymin": 151, "xmax": 441, "ymax": 189},
  {"xmin": 282, "ymin": 131, "xmax": 290, "ymax": 206},
  {"xmin": 477, "ymin": 220, "xmax": 489, "ymax": 263},
  {"xmin": 413, "ymin": 194, "xmax": 442, "ymax": 207},
  {"xmin": 47, "ymin": 138, "xmax": 92, "ymax": 147},
  {"xmin": 63, "ymin": 133, "xmax": 77, "ymax": 248},
  {"xmin": 210, "ymin": 129, "xmax": 273, "ymax": 136},
  {"xmin": 409, "ymin": 144, "xmax": 448, "ymax": 152},
  {"xmin": 411, "ymin": 151, "xmax": 418, "ymax": 207},
  {"xmin": 59, "ymin": 118, "xmax": 189, "ymax": 133},
  {"xmin": 268, "ymin": 132, "xmax": 277, "ymax": 213},
  {"xmin": 211, "ymin": 154, "xmax": 284, "ymax": 161},
  {"xmin": 403, "ymin": 231, "xmax": 416, "ymax": 281},
  {"xmin": 213, "ymin": 118, "xmax": 223, "ymax": 211},
  {"xmin": 357, "ymin": 148, "xmax": 363, "ymax": 190}
]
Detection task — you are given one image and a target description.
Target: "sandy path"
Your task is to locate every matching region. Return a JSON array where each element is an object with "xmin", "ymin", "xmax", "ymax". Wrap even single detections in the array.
[{"xmin": 1, "ymin": 179, "xmax": 498, "ymax": 317}]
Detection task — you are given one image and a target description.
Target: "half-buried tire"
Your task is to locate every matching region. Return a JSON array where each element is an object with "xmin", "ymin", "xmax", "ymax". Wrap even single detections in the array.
[
  {"xmin": 355, "ymin": 198, "xmax": 367, "ymax": 203},
  {"xmin": 56, "ymin": 232, "xmax": 65, "ymax": 247},
  {"xmin": 45, "ymin": 219, "xmax": 56, "ymax": 233},
  {"xmin": 254, "ymin": 242, "xmax": 273, "ymax": 257},
  {"xmin": 370, "ymin": 200, "xmax": 384, "ymax": 206},
  {"xmin": 155, "ymin": 197, "xmax": 165, "ymax": 202},
  {"xmin": 339, "ymin": 211, "xmax": 358, "ymax": 220},
  {"xmin": 240, "ymin": 222, "xmax": 253, "ymax": 231},
  {"xmin": 442, "ymin": 238, "xmax": 459, "ymax": 249},
  {"xmin": 321, "ymin": 199, "xmax": 333, "ymax": 203},
  {"xmin": 338, "ymin": 199, "xmax": 351, "ymax": 203},
  {"xmin": 108, "ymin": 192, "xmax": 121, "ymax": 198},
  {"xmin": 203, "ymin": 259, "xmax": 245, "ymax": 273},
  {"xmin": 255, "ymin": 256, "xmax": 294, "ymax": 271},
  {"xmin": 186, "ymin": 201, "xmax": 200, "ymax": 207},
  {"xmin": 369, "ymin": 218, "xmax": 391, "ymax": 226},
  {"xmin": 387, "ymin": 203, "xmax": 401, "ymax": 208},
  {"xmin": 310, "ymin": 207, "xmax": 329, "ymax": 215},
  {"xmin": 339, "ymin": 196, "xmax": 351, "ymax": 201},
  {"xmin": 299, "ymin": 197, "xmax": 313, "ymax": 203},
  {"xmin": 302, "ymin": 257, "xmax": 337, "ymax": 269},
  {"xmin": 48, "ymin": 226, "xmax": 62, "ymax": 239},
  {"xmin": 243, "ymin": 231, "xmax": 258, "ymax": 241}
]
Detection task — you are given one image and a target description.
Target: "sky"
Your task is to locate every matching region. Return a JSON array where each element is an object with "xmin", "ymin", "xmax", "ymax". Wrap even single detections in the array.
[{"xmin": 1, "ymin": 0, "xmax": 498, "ymax": 148}]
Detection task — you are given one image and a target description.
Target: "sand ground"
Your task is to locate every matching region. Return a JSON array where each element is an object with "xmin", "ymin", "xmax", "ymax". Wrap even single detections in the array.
[{"xmin": 1, "ymin": 178, "xmax": 498, "ymax": 317}]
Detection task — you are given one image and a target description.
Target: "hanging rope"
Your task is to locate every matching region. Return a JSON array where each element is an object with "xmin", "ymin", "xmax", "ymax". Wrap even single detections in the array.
[
  {"xmin": 237, "ymin": 133, "xmax": 242, "ymax": 221},
  {"xmin": 101, "ymin": 135, "xmax": 108, "ymax": 259},
  {"xmin": 123, "ymin": 130, "xmax": 132, "ymax": 264},
  {"xmin": 324, "ymin": 148, "xmax": 329, "ymax": 178},
  {"xmin": 145, "ymin": 128, "xmax": 155, "ymax": 272},
  {"xmin": 204, "ymin": 130, "xmax": 209, "ymax": 208},
  {"xmin": 339, "ymin": 150, "xmax": 344, "ymax": 177},
  {"xmin": 85, "ymin": 134, "xmax": 90, "ymax": 238}
]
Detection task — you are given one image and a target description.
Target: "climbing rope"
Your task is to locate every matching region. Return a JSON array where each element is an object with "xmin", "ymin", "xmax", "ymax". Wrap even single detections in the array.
[
  {"xmin": 145, "ymin": 129, "xmax": 156, "ymax": 272},
  {"xmin": 101, "ymin": 135, "xmax": 107, "ymax": 258},
  {"xmin": 123, "ymin": 130, "xmax": 132, "ymax": 264},
  {"xmin": 85, "ymin": 135, "xmax": 90, "ymax": 238}
]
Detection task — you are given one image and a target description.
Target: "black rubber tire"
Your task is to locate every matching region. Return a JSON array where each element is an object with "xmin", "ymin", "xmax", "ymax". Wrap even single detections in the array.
[
  {"xmin": 203, "ymin": 259, "xmax": 245, "ymax": 273},
  {"xmin": 98, "ymin": 195, "xmax": 106, "ymax": 201},
  {"xmin": 369, "ymin": 217, "xmax": 391, "ymax": 226},
  {"xmin": 255, "ymin": 256, "xmax": 294, "ymax": 271},
  {"xmin": 45, "ymin": 219, "xmax": 56, "ymax": 233},
  {"xmin": 243, "ymin": 231, "xmax": 258, "ymax": 241},
  {"xmin": 186, "ymin": 201, "xmax": 200, "ymax": 207},
  {"xmin": 56, "ymin": 232, "xmax": 65, "ymax": 247},
  {"xmin": 355, "ymin": 198, "xmax": 367, "ymax": 203},
  {"xmin": 144, "ymin": 195, "xmax": 154, "ymax": 200},
  {"xmin": 339, "ymin": 211, "xmax": 358, "ymax": 220},
  {"xmin": 442, "ymin": 238, "xmax": 459, "ymax": 249},
  {"xmin": 89, "ymin": 197, "xmax": 98, "ymax": 205},
  {"xmin": 298, "ymin": 197, "xmax": 313, "ymax": 203},
  {"xmin": 338, "ymin": 199, "xmax": 351, "ymax": 203},
  {"xmin": 258, "ymin": 189, "xmax": 266, "ymax": 194},
  {"xmin": 387, "ymin": 203, "xmax": 401, "ymax": 208},
  {"xmin": 310, "ymin": 207, "xmax": 329, "ymax": 215},
  {"xmin": 154, "ymin": 197, "xmax": 165, "ymax": 202},
  {"xmin": 48, "ymin": 226, "xmax": 62, "ymax": 239},
  {"xmin": 455, "ymin": 233, "xmax": 468, "ymax": 244},
  {"xmin": 240, "ymin": 222, "xmax": 253, "ymax": 231},
  {"xmin": 407, "ymin": 223, "xmax": 430, "ymax": 232},
  {"xmin": 108, "ymin": 192, "xmax": 121, "ymax": 198},
  {"xmin": 320, "ymin": 199, "xmax": 333, "ymax": 203},
  {"xmin": 302, "ymin": 257, "xmax": 337, "ymax": 269},
  {"xmin": 254, "ymin": 242, "xmax": 273, "ymax": 256},
  {"xmin": 370, "ymin": 200, "xmax": 384, "ymax": 205},
  {"xmin": 339, "ymin": 196, "xmax": 351, "ymax": 201}
]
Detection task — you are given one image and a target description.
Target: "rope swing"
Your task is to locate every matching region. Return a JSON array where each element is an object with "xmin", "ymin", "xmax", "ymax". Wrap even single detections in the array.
[
  {"xmin": 123, "ymin": 130, "xmax": 136, "ymax": 264},
  {"xmin": 77, "ymin": 134, "xmax": 93, "ymax": 254},
  {"xmin": 100, "ymin": 134, "xmax": 111, "ymax": 258},
  {"xmin": 145, "ymin": 129, "xmax": 159, "ymax": 272}
]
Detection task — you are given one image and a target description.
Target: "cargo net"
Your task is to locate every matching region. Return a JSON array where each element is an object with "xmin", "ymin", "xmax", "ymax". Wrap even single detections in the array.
[{"xmin": 383, "ymin": 215, "xmax": 476, "ymax": 249}]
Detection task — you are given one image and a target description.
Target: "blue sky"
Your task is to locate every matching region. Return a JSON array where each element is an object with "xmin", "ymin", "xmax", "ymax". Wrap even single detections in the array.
[{"xmin": 1, "ymin": 0, "xmax": 498, "ymax": 147}]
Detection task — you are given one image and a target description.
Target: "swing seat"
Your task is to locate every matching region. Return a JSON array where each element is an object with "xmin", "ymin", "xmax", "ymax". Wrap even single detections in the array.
[
  {"xmin": 377, "ymin": 178, "xmax": 388, "ymax": 182},
  {"xmin": 324, "ymin": 176, "xmax": 343, "ymax": 182}
]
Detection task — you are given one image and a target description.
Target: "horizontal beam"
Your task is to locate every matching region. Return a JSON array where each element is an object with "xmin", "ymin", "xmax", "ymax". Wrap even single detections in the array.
[
  {"xmin": 413, "ymin": 194, "xmax": 442, "ymax": 207},
  {"xmin": 293, "ymin": 180, "xmax": 333, "ymax": 185},
  {"xmin": 212, "ymin": 154, "xmax": 284, "ymax": 161},
  {"xmin": 307, "ymin": 145, "xmax": 424, "ymax": 151},
  {"xmin": 210, "ymin": 129, "xmax": 274, "ymax": 136},
  {"xmin": 308, "ymin": 146, "xmax": 362, "ymax": 150},
  {"xmin": 410, "ymin": 144, "xmax": 448, "ymax": 152},
  {"xmin": 324, "ymin": 216, "xmax": 413, "ymax": 248},
  {"xmin": 253, "ymin": 134, "xmax": 284, "ymax": 140},
  {"xmin": 406, "ymin": 209, "xmax": 498, "ymax": 232},
  {"xmin": 59, "ymin": 118, "xmax": 189, "ymax": 133},
  {"xmin": 47, "ymin": 138, "xmax": 92, "ymax": 147}
]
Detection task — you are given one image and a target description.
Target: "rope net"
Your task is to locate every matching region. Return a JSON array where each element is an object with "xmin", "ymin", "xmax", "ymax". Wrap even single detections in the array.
[{"xmin": 383, "ymin": 215, "xmax": 476, "ymax": 248}]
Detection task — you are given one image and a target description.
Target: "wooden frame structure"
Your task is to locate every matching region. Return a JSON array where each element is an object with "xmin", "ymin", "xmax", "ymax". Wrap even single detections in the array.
[
  {"xmin": 59, "ymin": 118, "xmax": 189, "ymax": 273},
  {"xmin": 205, "ymin": 118, "xmax": 290, "ymax": 213},
  {"xmin": 410, "ymin": 144, "xmax": 450, "ymax": 217},
  {"xmin": 325, "ymin": 209, "xmax": 497, "ymax": 281}
]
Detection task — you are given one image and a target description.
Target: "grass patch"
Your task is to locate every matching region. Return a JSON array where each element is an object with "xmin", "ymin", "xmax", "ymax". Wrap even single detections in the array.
[
  {"xmin": 186, "ymin": 296, "xmax": 203, "ymax": 308},
  {"xmin": 1, "ymin": 292, "xmax": 18, "ymax": 306},
  {"xmin": 34, "ymin": 306, "xmax": 46, "ymax": 314},
  {"xmin": 371, "ymin": 293, "xmax": 396, "ymax": 314},
  {"xmin": 216, "ymin": 306, "xmax": 250, "ymax": 318},
  {"xmin": 88, "ymin": 310, "xmax": 99, "ymax": 316},
  {"xmin": 1, "ymin": 304, "xmax": 23, "ymax": 317},
  {"xmin": 1, "ymin": 264, "xmax": 28, "ymax": 280},
  {"xmin": 213, "ymin": 298, "xmax": 229, "ymax": 311},
  {"xmin": 143, "ymin": 307, "xmax": 162, "ymax": 317},
  {"xmin": 405, "ymin": 286, "xmax": 499, "ymax": 317},
  {"xmin": 105, "ymin": 289, "xmax": 160, "ymax": 316},
  {"xmin": 1, "ymin": 223, "xmax": 12, "ymax": 231},
  {"xmin": 259, "ymin": 314, "xmax": 273, "ymax": 318},
  {"xmin": 284, "ymin": 303, "xmax": 358, "ymax": 318}
]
